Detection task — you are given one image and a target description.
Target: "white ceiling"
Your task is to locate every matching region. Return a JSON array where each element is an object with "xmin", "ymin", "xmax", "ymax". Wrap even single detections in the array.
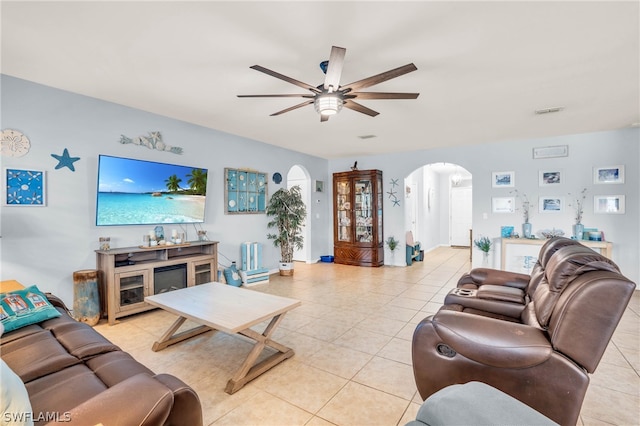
[{"xmin": 2, "ymin": 1, "xmax": 638, "ymax": 160}]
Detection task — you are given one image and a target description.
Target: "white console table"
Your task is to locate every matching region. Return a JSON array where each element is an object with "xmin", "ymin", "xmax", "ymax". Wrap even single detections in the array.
[{"xmin": 500, "ymin": 238, "xmax": 613, "ymax": 274}]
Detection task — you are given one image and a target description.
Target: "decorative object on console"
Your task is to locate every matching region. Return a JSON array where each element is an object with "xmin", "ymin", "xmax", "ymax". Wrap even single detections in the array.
[
  {"xmin": 568, "ymin": 188, "xmax": 587, "ymax": 239},
  {"xmin": 511, "ymin": 189, "xmax": 532, "ymax": 238},
  {"xmin": 118, "ymin": 131, "xmax": 183, "ymax": 154},
  {"xmin": 540, "ymin": 228, "xmax": 565, "ymax": 239},
  {"xmin": 4, "ymin": 168, "xmax": 46, "ymax": 206},
  {"xmin": 51, "ymin": 148, "xmax": 80, "ymax": 171},
  {"xmin": 501, "ymin": 226, "xmax": 515, "ymax": 238},
  {"xmin": 1, "ymin": 129, "xmax": 30, "ymax": 157},
  {"xmin": 266, "ymin": 186, "xmax": 307, "ymax": 276},
  {"xmin": 225, "ymin": 168, "xmax": 268, "ymax": 214}
]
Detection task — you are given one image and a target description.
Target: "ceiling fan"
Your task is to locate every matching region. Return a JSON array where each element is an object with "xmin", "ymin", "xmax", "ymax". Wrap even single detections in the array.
[{"xmin": 238, "ymin": 46, "xmax": 419, "ymax": 122}]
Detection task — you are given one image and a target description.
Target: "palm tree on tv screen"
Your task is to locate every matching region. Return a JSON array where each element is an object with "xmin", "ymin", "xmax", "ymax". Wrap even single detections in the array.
[
  {"xmin": 165, "ymin": 174, "xmax": 182, "ymax": 192},
  {"xmin": 187, "ymin": 169, "xmax": 207, "ymax": 195}
]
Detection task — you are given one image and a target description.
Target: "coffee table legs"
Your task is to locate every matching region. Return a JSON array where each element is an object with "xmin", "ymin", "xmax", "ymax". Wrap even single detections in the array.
[
  {"xmin": 150, "ymin": 312, "xmax": 295, "ymax": 394},
  {"xmin": 225, "ymin": 313, "xmax": 294, "ymax": 394},
  {"xmin": 151, "ymin": 316, "xmax": 213, "ymax": 352}
]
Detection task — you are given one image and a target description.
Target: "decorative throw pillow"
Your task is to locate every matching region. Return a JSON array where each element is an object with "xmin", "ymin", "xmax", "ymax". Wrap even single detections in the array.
[{"xmin": 0, "ymin": 285, "xmax": 61, "ymax": 333}]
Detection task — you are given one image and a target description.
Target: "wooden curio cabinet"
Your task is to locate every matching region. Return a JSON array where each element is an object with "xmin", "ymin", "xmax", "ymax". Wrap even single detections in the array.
[{"xmin": 333, "ymin": 169, "xmax": 384, "ymax": 267}]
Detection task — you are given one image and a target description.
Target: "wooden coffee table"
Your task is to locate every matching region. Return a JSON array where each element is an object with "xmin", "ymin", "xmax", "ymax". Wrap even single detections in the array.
[{"xmin": 144, "ymin": 282, "xmax": 301, "ymax": 394}]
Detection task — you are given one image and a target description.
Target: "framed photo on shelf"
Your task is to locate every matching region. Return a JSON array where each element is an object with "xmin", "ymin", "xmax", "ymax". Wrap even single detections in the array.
[
  {"xmin": 594, "ymin": 195, "xmax": 625, "ymax": 214},
  {"xmin": 538, "ymin": 196, "xmax": 563, "ymax": 213},
  {"xmin": 492, "ymin": 171, "xmax": 515, "ymax": 188},
  {"xmin": 3, "ymin": 168, "xmax": 46, "ymax": 206},
  {"xmin": 492, "ymin": 197, "xmax": 515, "ymax": 213},
  {"xmin": 594, "ymin": 165, "xmax": 624, "ymax": 184},
  {"xmin": 539, "ymin": 170, "xmax": 562, "ymax": 186}
]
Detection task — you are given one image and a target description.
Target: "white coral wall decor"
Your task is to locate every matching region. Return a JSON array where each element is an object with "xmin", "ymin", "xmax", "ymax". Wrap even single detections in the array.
[{"xmin": 119, "ymin": 132, "xmax": 183, "ymax": 154}]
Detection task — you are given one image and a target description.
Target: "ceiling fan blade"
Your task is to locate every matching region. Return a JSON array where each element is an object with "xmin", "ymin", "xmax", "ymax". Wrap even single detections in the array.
[
  {"xmin": 345, "ymin": 92, "xmax": 420, "ymax": 100},
  {"xmin": 323, "ymin": 46, "xmax": 346, "ymax": 91},
  {"xmin": 270, "ymin": 100, "xmax": 314, "ymax": 116},
  {"xmin": 341, "ymin": 63, "xmax": 418, "ymax": 92},
  {"xmin": 343, "ymin": 100, "xmax": 379, "ymax": 117},
  {"xmin": 250, "ymin": 65, "xmax": 321, "ymax": 93},
  {"xmin": 237, "ymin": 94, "xmax": 314, "ymax": 98}
]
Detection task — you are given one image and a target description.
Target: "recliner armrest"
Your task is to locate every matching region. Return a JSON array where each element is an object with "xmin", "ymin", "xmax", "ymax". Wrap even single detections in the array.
[
  {"xmin": 430, "ymin": 310, "xmax": 552, "ymax": 368},
  {"xmin": 47, "ymin": 374, "xmax": 175, "ymax": 426},
  {"xmin": 458, "ymin": 268, "xmax": 530, "ymax": 290}
]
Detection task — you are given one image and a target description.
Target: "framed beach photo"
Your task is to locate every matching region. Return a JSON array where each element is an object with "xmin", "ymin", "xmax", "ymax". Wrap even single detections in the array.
[
  {"xmin": 538, "ymin": 196, "xmax": 563, "ymax": 213},
  {"xmin": 594, "ymin": 165, "xmax": 624, "ymax": 184},
  {"xmin": 492, "ymin": 197, "xmax": 515, "ymax": 213},
  {"xmin": 3, "ymin": 168, "xmax": 46, "ymax": 206},
  {"xmin": 492, "ymin": 171, "xmax": 515, "ymax": 188},
  {"xmin": 539, "ymin": 170, "xmax": 562, "ymax": 186},
  {"xmin": 594, "ymin": 195, "xmax": 625, "ymax": 214}
]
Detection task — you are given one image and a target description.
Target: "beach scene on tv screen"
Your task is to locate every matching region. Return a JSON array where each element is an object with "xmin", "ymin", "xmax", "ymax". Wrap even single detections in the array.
[{"xmin": 97, "ymin": 156, "xmax": 207, "ymax": 226}]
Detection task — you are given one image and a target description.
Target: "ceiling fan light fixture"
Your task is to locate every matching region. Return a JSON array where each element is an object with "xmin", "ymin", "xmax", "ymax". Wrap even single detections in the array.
[{"xmin": 314, "ymin": 92, "xmax": 343, "ymax": 116}]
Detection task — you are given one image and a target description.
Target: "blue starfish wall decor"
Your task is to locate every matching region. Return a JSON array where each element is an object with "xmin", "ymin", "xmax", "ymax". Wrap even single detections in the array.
[{"xmin": 51, "ymin": 148, "xmax": 80, "ymax": 171}]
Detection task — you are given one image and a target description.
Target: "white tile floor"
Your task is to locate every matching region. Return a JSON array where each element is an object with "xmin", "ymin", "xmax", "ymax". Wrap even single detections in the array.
[{"xmin": 94, "ymin": 246, "xmax": 640, "ymax": 426}]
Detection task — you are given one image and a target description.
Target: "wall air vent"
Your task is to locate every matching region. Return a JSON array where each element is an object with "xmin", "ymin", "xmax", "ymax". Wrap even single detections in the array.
[{"xmin": 358, "ymin": 135, "xmax": 377, "ymax": 139}]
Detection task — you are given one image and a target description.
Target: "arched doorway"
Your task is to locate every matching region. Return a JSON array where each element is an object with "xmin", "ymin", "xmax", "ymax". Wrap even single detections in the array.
[
  {"xmin": 405, "ymin": 163, "xmax": 472, "ymax": 252},
  {"xmin": 287, "ymin": 165, "xmax": 311, "ymax": 263}
]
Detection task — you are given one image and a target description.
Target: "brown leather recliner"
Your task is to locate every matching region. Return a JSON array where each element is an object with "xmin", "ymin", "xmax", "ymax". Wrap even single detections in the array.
[
  {"xmin": 446, "ymin": 237, "xmax": 594, "ymax": 321},
  {"xmin": 412, "ymin": 244, "xmax": 636, "ymax": 425}
]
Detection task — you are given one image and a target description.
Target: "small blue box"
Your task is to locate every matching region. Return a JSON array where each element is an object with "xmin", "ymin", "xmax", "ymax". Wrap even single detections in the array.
[{"xmin": 320, "ymin": 255, "xmax": 334, "ymax": 263}]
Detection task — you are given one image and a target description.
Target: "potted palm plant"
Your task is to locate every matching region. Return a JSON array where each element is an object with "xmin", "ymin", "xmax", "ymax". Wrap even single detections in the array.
[{"xmin": 266, "ymin": 186, "xmax": 307, "ymax": 276}]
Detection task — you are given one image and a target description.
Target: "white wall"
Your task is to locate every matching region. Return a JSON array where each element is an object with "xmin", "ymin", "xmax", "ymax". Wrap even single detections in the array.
[
  {"xmin": 329, "ymin": 128, "xmax": 640, "ymax": 285},
  {"xmin": 0, "ymin": 76, "xmax": 330, "ymax": 305}
]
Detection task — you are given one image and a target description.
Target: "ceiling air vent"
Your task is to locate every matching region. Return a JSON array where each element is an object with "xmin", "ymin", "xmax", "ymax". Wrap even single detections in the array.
[
  {"xmin": 535, "ymin": 106, "xmax": 564, "ymax": 115},
  {"xmin": 358, "ymin": 135, "xmax": 377, "ymax": 139}
]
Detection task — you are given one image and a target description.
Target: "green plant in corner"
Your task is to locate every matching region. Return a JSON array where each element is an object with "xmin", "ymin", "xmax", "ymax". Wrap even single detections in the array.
[
  {"xmin": 266, "ymin": 186, "xmax": 307, "ymax": 264},
  {"xmin": 386, "ymin": 236, "xmax": 399, "ymax": 251},
  {"xmin": 473, "ymin": 236, "xmax": 492, "ymax": 253}
]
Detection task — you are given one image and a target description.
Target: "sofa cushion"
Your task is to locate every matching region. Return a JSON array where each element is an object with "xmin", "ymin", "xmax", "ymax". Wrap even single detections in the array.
[
  {"xmin": 41, "ymin": 312, "xmax": 120, "ymax": 360},
  {"xmin": 0, "ymin": 285, "xmax": 61, "ymax": 333},
  {"xmin": 25, "ymin": 364, "xmax": 108, "ymax": 421},
  {"xmin": 86, "ymin": 351, "xmax": 155, "ymax": 387},
  {"xmin": 1, "ymin": 327, "xmax": 80, "ymax": 383}
]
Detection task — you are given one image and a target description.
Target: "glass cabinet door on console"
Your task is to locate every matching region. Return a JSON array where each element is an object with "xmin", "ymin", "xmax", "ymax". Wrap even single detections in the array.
[
  {"xmin": 333, "ymin": 170, "xmax": 383, "ymax": 267},
  {"xmin": 115, "ymin": 270, "xmax": 150, "ymax": 312}
]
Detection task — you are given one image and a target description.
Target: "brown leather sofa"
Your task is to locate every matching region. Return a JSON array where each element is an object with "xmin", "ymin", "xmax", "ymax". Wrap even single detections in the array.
[
  {"xmin": 412, "ymin": 239, "xmax": 636, "ymax": 425},
  {"xmin": 1, "ymin": 295, "xmax": 203, "ymax": 426}
]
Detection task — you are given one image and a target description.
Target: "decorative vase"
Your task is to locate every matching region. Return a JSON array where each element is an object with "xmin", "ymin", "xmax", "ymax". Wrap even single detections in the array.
[
  {"xmin": 482, "ymin": 251, "xmax": 490, "ymax": 267},
  {"xmin": 573, "ymin": 223, "xmax": 584, "ymax": 240},
  {"xmin": 522, "ymin": 222, "xmax": 532, "ymax": 239},
  {"xmin": 224, "ymin": 261, "xmax": 242, "ymax": 286}
]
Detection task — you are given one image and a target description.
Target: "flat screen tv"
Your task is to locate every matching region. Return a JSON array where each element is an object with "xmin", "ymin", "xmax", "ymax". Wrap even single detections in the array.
[{"xmin": 96, "ymin": 155, "xmax": 208, "ymax": 226}]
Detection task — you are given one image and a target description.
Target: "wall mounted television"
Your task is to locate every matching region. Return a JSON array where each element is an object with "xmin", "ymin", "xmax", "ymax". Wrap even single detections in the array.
[{"xmin": 96, "ymin": 155, "xmax": 208, "ymax": 226}]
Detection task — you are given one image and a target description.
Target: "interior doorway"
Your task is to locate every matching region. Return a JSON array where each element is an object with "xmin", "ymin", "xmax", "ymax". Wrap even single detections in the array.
[
  {"xmin": 405, "ymin": 163, "xmax": 472, "ymax": 252},
  {"xmin": 287, "ymin": 165, "xmax": 311, "ymax": 263}
]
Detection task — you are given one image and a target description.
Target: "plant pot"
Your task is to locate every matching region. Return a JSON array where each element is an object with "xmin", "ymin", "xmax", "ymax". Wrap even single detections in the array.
[
  {"xmin": 482, "ymin": 251, "xmax": 490, "ymax": 267},
  {"xmin": 279, "ymin": 262, "xmax": 294, "ymax": 276},
  {"xmin": 522, "ymin": 222, "xmax": 532, "ymax": 238}
]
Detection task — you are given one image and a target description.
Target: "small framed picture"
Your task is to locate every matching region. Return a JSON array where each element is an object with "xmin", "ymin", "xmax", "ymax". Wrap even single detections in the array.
[
  {"xmin": 492, "ymin": 197, "xmax": 515, "ymax": 213},
  {"xmin": 539, "ymin": 196, "xmax": 563, "ymax": 213},
  {"xmin": 594, "ymin": 165, "xmax": 624, "ymax": 184},
  {"xmin": 492, "ymin": 171, "xmax": 515, "ymax": 188},
  {"xmin": 314, "ymin": 180, "xmax": 324, "ymax": 193},
  {"xmin": 539, "ymin": 170, "xmax": 562, "ymax": 186},
  {"xmin": 594, "ymin": 195, "xmax": 625, "ymax": 214},
  {"xmin": 3, "ymin": 168, "xmax": 47, "ymax": 206}
]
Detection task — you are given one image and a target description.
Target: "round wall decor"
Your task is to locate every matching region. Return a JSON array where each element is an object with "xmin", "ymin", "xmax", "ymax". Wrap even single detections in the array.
[
  {"xmin": 1, "ymin": 129, "xmax": 31, "ymax": 157},
  {"xmin": 272, "ymin": 172, "xmax": 282, "ymax": 184}
]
